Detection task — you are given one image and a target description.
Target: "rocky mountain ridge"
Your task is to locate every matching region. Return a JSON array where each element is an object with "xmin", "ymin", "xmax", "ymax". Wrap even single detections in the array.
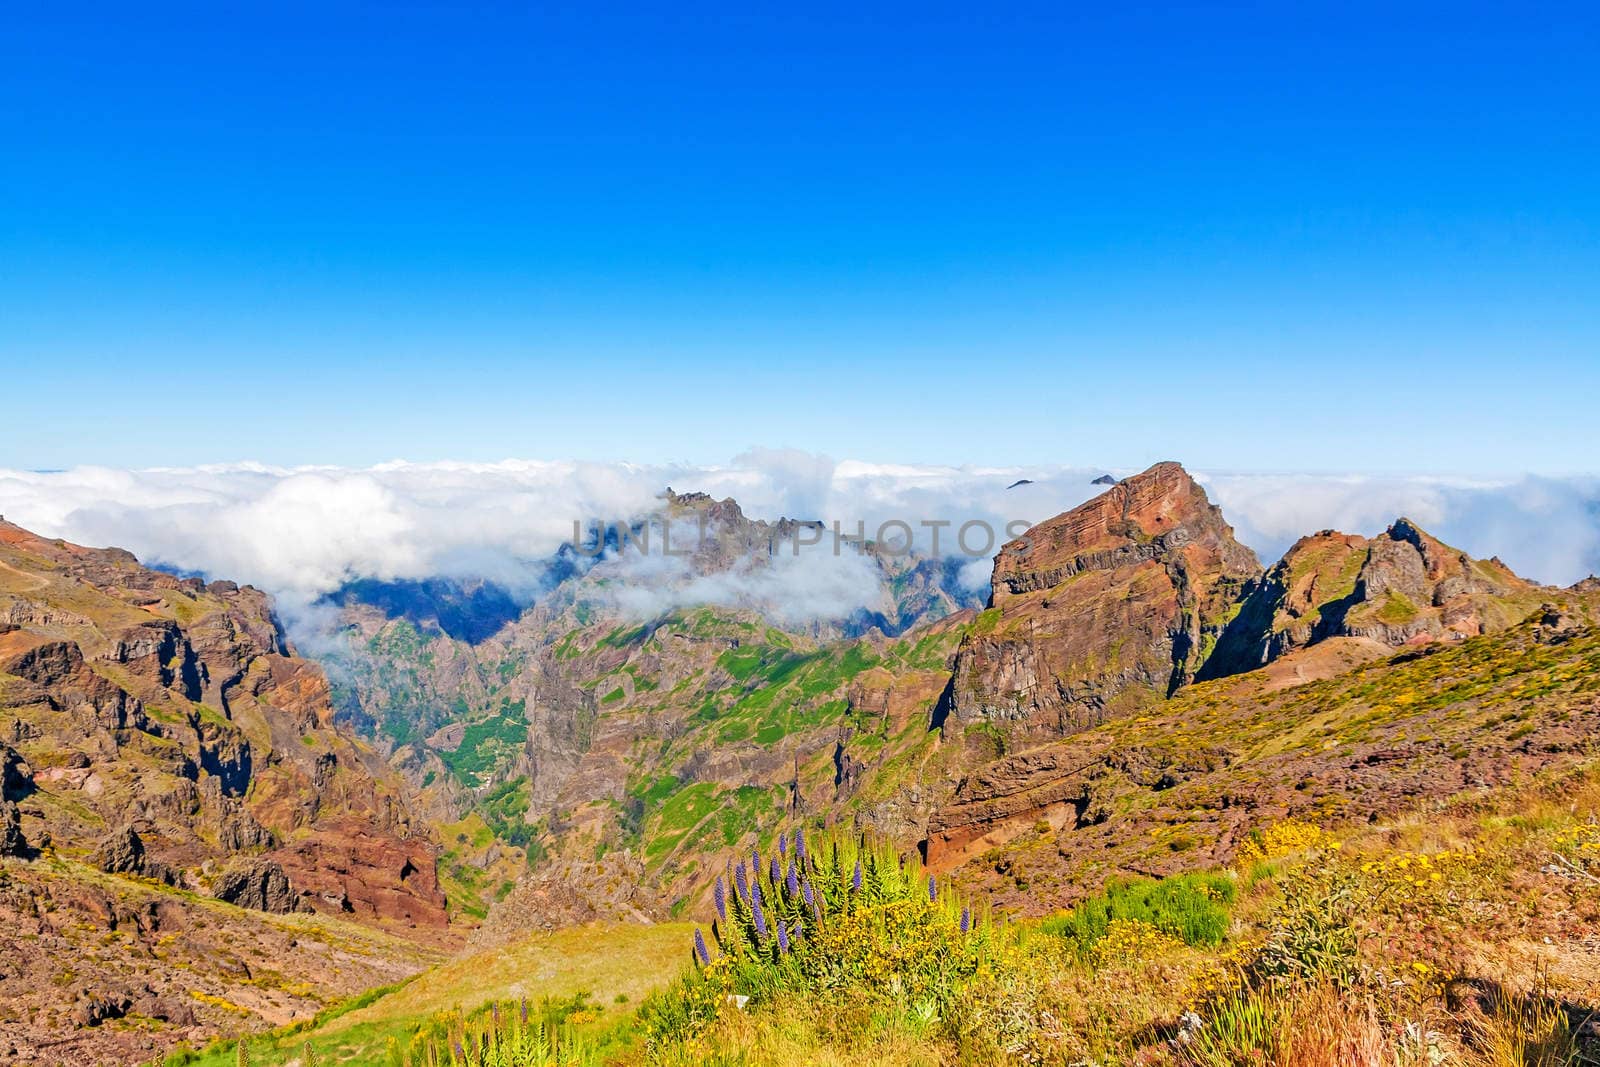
[
  {"xmin": 0, "ymin": 518, "xmax": 445, "ymax": 925},
  {"xmin": 5, "ymin": 460, "xmax": 1593, "ymax": 1061},
  {"xmin": 1202, "ymin": 518, "xmax": 1548, "ymax": 677},
  {"xmin": 316, "ymin": 461, "xmax": 1581, "ymax": 928},
  {"xmin": 0, "ymin": 519, "xmax": 458, "ymax": 1063}
]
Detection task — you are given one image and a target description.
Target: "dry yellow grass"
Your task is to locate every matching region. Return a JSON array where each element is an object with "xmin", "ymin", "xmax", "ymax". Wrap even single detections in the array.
[{"xmin": 319, "ymin": 921, "xmax": 694, "ymax": 1034}]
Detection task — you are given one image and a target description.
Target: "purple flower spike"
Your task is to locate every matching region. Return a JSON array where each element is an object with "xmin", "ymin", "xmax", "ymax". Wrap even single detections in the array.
[
  {"xmin": 735, "ymin": 862, "xmax": 750, "ymax": 903},
  {"xmin": 520, "ymin": 996, "xmax": 529, "ymax": 1026},
  {"xmin": 752, "ymin": 890, "xmax": 768, "ymax": 942},
  {"xmin": 770, "ymin": 856, "xmax": 780, "ymax": 885},
  {"xmin": 714, "ymin": 876, "xmax": 727, "ymax": 922},
  {"xmin": 852, "ymin": 859, "xmax": 863, "ymax": 892},
  {"xmin": 778, "ymin": 831, "xmax": 787, "ymax": 856},
  {"xmin": 928, "ymin": 875, "xmax": 938, "ymax": 903},
  {"xmin": 776, "ymin": 920, "xmax": 790, "ymax": 953},
  {"xmin": 960, "ymin": 906, "xmax": 971, "ymax": 934},
  {"xmin": 694, "ymin": 927, "xmax": 711, "ymax": 966},
  {"xmin": 752, "ymin": 847, "xmax": 761, "ymax": 873},
  {"xmin": 786, "ymin": 862, "xmax": 800, "ymax": 898}
]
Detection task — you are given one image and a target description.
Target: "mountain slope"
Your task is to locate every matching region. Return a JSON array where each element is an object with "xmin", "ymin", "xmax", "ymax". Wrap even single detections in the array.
[
  {"xmin": 0, "ymin": 519, "xmax": 451, "ymax": 1063},
  {"xmin": 926, "ymin": 599, "xmax": 1600, "ymax": 909},
  {"xmin": 0, "ymin": 519, "xmax": 444, "ymax": 924},
  {"xmin": 324, "ymin": 491, "xmax": 983, "ymax": 918}
]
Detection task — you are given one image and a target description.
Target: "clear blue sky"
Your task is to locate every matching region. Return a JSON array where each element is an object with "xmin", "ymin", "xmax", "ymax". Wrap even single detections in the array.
[{"xmin": 3, "ymin": 3, "xmax": 1597, "ymax": 474}]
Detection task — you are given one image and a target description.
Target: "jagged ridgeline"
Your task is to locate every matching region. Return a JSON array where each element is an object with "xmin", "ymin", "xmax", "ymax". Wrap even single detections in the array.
[
  {"xmin": 317, "ymin": 461, "xmax": 1595, "ymax": 926},
  {"xmin": 320, "ymin": 488, "xmax": 985, "ymax": 922}
]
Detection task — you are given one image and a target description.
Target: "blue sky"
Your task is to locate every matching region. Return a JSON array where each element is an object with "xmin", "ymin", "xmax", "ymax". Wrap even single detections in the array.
[{"xmin": 3, "ymin": 3, "xmax": 1597, "ymax": 474}]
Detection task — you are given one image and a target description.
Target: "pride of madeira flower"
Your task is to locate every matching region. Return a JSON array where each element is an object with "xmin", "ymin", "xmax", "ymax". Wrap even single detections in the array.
[{"xmin": 671, "ymin": 828, "xmax": 988, "ymax": 1043}]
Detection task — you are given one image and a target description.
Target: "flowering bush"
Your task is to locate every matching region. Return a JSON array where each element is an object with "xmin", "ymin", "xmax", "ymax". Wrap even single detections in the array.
[
  {"xmin": 641, "ymin": 830, "xmax": 993, "ymax": 1050},
  {"xmin": 1552, "ymin": 820, "xmax": 1600, "ymax": 876},
  {"xmin": 1358, "ymin": 847, "xmax": 1474, "ymax": 905},
  {"xmin": 1089, "ymin": 918, "xmax": 1187, "ymax": 965},
  {"xmin": 1234, "ymin": 819, "xmax": 1340, "ymax": 869}
]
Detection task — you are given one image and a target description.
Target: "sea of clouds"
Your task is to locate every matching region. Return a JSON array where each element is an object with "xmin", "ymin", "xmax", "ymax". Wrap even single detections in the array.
[{"xmin": 1, "ymin": 451, "xmax": 1595, "ymax": 639}]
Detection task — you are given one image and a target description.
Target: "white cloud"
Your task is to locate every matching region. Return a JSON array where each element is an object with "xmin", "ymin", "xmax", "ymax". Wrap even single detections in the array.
[
  {"xmin": 598, "ymin": 533, "xmax": 888, "ymax": 629},
  {"xmin": 1, "ymin": 458, "xmax": 1595, "ymax": 642}
]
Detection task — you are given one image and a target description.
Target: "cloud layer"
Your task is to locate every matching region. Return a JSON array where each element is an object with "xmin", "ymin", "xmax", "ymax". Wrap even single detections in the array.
[{"xmin": 1, "ymin": 456, "xmax": 1595, "ymax": 637}]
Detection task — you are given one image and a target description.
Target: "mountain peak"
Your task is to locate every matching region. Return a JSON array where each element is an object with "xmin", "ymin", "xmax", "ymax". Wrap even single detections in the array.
[
  {"xmin": 992, "ymin": 460, "xmax": 1257, "ymax": 597},
  {"xmin": 947, "ymin": 460, "xmax": 1258, "ymax": 744}
]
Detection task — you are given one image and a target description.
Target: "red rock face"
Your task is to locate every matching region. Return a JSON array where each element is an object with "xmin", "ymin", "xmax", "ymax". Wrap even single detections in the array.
[
  {"xmin": 946, "ymin": 462, "xmax": 1259, "ymax": 745},
  {"xmin": 929, "ymin": 618, "xmax": 1600, "ymax": 906},
  {"xmin": 0, "ymin": 519, "xmax": 447, "ymax": 930},
  {"xmin": 924, "ymin": 502, "xmax": 1575, "ymax": 887},
  {"xmin": 275, "ymin": 821, "xmax": 448, "ymax": 926}
]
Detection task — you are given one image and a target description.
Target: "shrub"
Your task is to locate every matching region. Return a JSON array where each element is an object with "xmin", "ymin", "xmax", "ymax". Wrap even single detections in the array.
[
  {"xmin": 1247, "ymin": 865, "xmax": 1363, "ymax": 990},
  {"xmin": 1234, "ymin": 818, "xmax": 1339, "ymax": 868},
  {"xmin": 1040, "ymin": 872, "xmax": 1237, "ymax": 955},
  {"xmin": 1179, "ymin": 986, "xmax": 1286, "ymax": 1066},
  {"xmin": 640, "ymin": 831, "xmax": 996, "ymax": 1052}
]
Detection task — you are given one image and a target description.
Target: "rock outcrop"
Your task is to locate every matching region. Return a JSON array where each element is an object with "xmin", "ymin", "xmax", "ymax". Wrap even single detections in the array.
[
  {"xmin": 925, "ymin": 614, "xmax": 1600, "ymax": 908},
  {"xmin": 1203, "ymin": 520, "xmax": 1545, "ymax": 676},
  {"xmin": 945, "ymin": 462, "xmax": 1259, "ymax": 744},
  {"xmin": 94, "ymin": 826, "xmax": 147, "ymax": 875},
  {"xmin": 212, "ymin": 858, "xmax": 304, "ymax": 914},
  {"xmin": 0, "ymin": 800, "xmax": 25, "ymax": 856}
]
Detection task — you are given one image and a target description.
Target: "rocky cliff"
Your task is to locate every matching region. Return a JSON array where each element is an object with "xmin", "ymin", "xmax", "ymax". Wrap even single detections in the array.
[
  {"xmin": 925, "ymin": 601, "xmax": 1600, "ymax": 909},
  {"xmin": 0, "ymin": 519, "xmax": 455, "ymax": 1063},
  {"xmin": 944, "ymin": 462, "xmax": 1260, "ymax": 744},
  {"xmin": 0, "ymin": 519, "xmax": 445, "ymax": 925},
  {"xmin": 920, "ymin": 477, "xmax": 1584, "ymax": 898}
]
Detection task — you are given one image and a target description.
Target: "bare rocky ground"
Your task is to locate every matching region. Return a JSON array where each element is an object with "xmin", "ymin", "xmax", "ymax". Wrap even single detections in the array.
[{"xmin": 0, "ymin": 855, "xmax": 447, "ymax": 1066}]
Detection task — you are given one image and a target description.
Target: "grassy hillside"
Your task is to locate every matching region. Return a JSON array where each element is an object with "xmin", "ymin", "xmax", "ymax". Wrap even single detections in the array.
[
  {"xmin": 245, "ymin": 762, "xmax": 1598, "ymax": 1066},
  {"xmin": 668, "ymin": 766, "xmax": 1600, "ymax": 1064},
  {"xmin": 935, "ymin": 603, "xmax": 1600, "ymax": 911},
  {"xmin": 170, "ymin": 922, "xmax": 695, "ymax": 1066}
]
